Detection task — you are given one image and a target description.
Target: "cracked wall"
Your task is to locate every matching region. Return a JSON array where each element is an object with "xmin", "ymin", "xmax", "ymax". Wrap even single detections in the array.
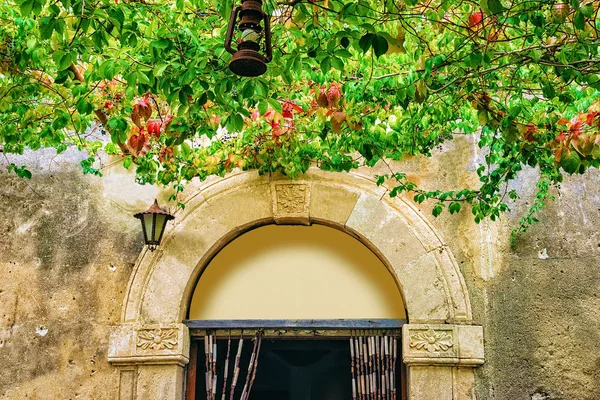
[{"xmin": 0, "ymin": 140, "xmax": 599, "ymax": 400}]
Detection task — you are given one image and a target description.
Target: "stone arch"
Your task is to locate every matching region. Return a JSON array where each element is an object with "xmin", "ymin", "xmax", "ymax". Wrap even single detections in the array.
[{"xmin": 109, "ymin": 169, "xmax": 484, "ymax": 400}]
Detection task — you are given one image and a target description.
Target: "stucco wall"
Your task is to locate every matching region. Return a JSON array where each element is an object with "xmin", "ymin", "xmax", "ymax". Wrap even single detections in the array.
[{"xmin": 0, "ymin": 139, "xmax": 598, "ymax": 399}]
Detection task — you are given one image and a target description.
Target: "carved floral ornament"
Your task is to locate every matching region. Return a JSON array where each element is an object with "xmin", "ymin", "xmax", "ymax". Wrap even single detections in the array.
[
  {"xmin": 409, "ymin": 328, "xmax": 453, "ymax": 353},
  {"xmin": 136, "ymin": 328, "xmax": 178, "ymax": 351},
  {"xmin": 275, "ymin": 184, "xmax": 307, "ymax": 214}
]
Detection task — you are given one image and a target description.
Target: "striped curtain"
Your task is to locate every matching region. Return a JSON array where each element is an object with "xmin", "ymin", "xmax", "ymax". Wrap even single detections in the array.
[
  {"xmin": 350, "ymin": 333, "xmax": 398, "ymax": 400},
  {"xmin": 203, "ymin": 332, "xmax": 263, "ymax": 400}
]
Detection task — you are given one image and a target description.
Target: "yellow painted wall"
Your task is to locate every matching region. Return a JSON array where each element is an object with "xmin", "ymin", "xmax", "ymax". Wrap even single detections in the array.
[{"xmin": 188, "ymin": 224, "xmax": 406, "ymax": 320}]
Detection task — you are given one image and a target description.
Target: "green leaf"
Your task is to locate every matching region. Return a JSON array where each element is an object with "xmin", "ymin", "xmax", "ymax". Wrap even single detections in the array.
[
  {"xmin": 137, "ymin": 71, "xmax": 151, "ymax": 85},
  {"xmin": 226, "ymin": 113, "xmax": 244, "ymax": 132},
  {"xmin": 51, "ymin": 50, "xmax": 65, "ymax": 66},
  {"xmin": 488, "ymin": 0, "xmax": 505, "ymax": 14},
  {"xmin": 358, "ymin": 33, "xmax": 375, "ymax": 54},
  {"xmin": 268, "ymin": 98, "xmax": 282, "ymax": 114},
  {"xmin": 320, "ymin": 56, "xmax": 331, "ymax": 72},
  {"xmin": 542, "ymin": 84, "xmax": 556, "ymax": 99},
  {"xmin": 100, "ymin": 60, "xmax": 116, "ymax": 80},
  {"xmin": 198, "ymin": 91, "xmax": 208, "ymax": 106},
  {"xmin": 574, "ymin": 11, "xmax": 585, "ymax": 30},
  {"xmin": 561, "ymin": 150, "xmax": 581, "ymax": 174},
  {"xmin": 123, "ymin": 155, "xmax": 133, "ymax": 169},
  {"xmin": 372, "ymin": 35, "xmax": 388, "ymax": 58},
  {"xmin": 530, "ymin": 49, "xmax": 543, "ymax": 62},
  {"xmin": 242, "ymin": 81, "xmax": 255, "ymax": 99},
  {"xmin": 478, "ymin": 109, "xmax": 488, "ymax": 126},
  {"xmin": 19, "ymin": 0, "xmax": 34, "ymax": 16},
  {"xmin": 331, "ymin": 56, "xmax": 344, "ymax": 71},
  {"xmin": 334, "ymin": 49, "xmax": 353, "ymax": 59},
  {"xmin": 258, "ymin": 100, "xmax": 268, "ymax": 115},
  {"xmin": 39, "ymin": 18, "xmax": 55, "ymax": 40},
  {"xmin": 581, "ymin": 4, "xmax": 595, "ymax": 17},
  {"xmin": 432, "ymin": 204, "xmax": 444, "ymax": 217},
  {"xmin": 449, "ymin": 202, "xmax": 461, "ymax": 214},
  {"xmin": 178, "ymin": 89, "xmax": 188, "ymax": 105},
  {"xmin": 154, "ymin": 63, "xmax": 169, "ymax": 77},
  {"xmin": 58, "ymin": 52, "xmax": 72, "ymax": 71},
  {"xmin": 151, "ymin": 39, "xmax": 170, "ymax": 49}
]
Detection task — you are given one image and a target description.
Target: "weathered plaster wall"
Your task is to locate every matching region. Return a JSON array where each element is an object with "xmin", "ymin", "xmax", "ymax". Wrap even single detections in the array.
[
  {"xmin": 475, "ymin": 171, "xmax": 600, "ymax": 400},
  {"xmin": 0, "ymin": 153, "xmax": 153, "ymax": 399},
  {"xmin": 0, "ymin": 139, "xmax": 598, "ymax": 399}
]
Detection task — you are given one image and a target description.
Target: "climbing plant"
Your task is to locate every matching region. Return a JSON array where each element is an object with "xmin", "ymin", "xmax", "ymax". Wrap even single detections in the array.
[{"xmin": 1, "ymin": 0, "xmax": 600, "ymax": 240}]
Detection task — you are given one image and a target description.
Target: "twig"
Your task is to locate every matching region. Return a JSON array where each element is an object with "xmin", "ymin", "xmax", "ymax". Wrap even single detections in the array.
[
  {"xmin": 245, "ymin": 333, "xmax": 262, "ymax": 399},
  {"xmin": 220, "ymin": 334, "xmax": 232, "ymax": 400},
  {"xmin": 239, "ymin": 333, "xmax": 259, "ymax": 400},
  {"xmin": 229, "ymin": 338, "xmax": 244, "ymax": 400},
  {"xmin": 350, "ymin": 333, "xmax": 357, "ymax": 400}
]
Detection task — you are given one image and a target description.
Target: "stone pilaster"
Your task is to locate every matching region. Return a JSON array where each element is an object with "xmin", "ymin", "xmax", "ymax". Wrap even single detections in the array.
[
  {"xmin": 402, "ymin": 324, "xmax": 484, "ymax": 400},
  {"xmin": 109, "ymin": 323, "xmax": 189, "ymax": 400}
]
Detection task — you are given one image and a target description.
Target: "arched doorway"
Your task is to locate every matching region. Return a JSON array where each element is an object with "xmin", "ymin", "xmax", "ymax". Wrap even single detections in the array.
[
  {"xmin": 186, "ymin": 224, "xmax": 408, "ymax": 400},
  {"xmin": 108, "ymin": 169, "xmax": 484, "ymax": 400}
]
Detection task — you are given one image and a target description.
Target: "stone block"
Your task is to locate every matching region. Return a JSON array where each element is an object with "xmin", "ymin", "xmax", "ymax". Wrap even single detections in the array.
[
  {"xmin": 271, "ymin": 182, "xmax": 311, "ymax": 225},
  {"xmin": 408, "ymin": 366, "xmax": 453, "ymax": 400},
  {"xmin": 396, "ymin": 252, "xmax": 451, "ymax": 323},
  {"xmin": 118, "ymin": 368, "xmax": 137, "ymax": 400},
  {"xmin": 136, "ymin": 365, "xmax": 184, "ymax": 400},
  {"xmin": 108, "ymin": 323, "xmax": 189, "ymax": 367},
  {"xmin": 309, "ymin": 182, "xmax": 360, "ymax": 227},
  {"xmin": 346, "ymin": 194, "xmax": 428, "ymax": 265},
  {"xmin": 403, "ymin": 324, "xmax": 484, "ymax": 366},
  {"xmin": 452, "ymin": 367, "xmax": 476, "ymax": 400}
]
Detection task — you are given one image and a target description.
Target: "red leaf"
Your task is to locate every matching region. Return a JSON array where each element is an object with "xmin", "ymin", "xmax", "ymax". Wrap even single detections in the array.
[
  {"xmin": 326, "ymin": 84, "xmax": 342, "ymax": 107},
  {"xmin": 128, "ymin": 131, "xmax": 148, "ymax": 156},
  {"xmin": 586, "ymin": 112, "xmax": 598, "ymax": 126},
  {"xmin": 554, "ymin": 147, "xmax": 563, "ymax": 163},
  {"xmin": 317, "ymin": 92, "xmax": 329, "ymax": 108},
  {"xmin": 522, "ymin": 123, "xmax": 536, "ymax": 142}
]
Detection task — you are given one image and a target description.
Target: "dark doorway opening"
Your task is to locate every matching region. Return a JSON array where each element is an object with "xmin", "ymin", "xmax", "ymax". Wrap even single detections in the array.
[
  {"xmin": 184, "ymin": 320, "xmax": 407, "ymax": 400},
  {"xmin": 194, "ymin": 339, "xmax": 358, "ymax": 400}
]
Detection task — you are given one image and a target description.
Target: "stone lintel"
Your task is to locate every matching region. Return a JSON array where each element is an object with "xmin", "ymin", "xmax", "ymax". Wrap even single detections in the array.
[
  {"xmin": 108, "ymin": 323, "xmax": 190, "ymax": 367},
  {"xmin": 402, "ymin": 324, "xmax": 484, "ymax": 367}
]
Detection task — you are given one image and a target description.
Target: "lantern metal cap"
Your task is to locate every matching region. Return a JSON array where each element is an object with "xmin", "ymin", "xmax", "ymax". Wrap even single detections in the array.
[{"xmin": 134, "ymin": 199, "xmax": 175, "ymax": 220}]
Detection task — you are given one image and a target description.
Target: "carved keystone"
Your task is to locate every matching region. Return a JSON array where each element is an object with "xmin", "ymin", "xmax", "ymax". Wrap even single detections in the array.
[
  {"xmin": 272, "ymin": 182, "xmax": 310, "ymax": 225},
  {"xmin": 402, "ymin": 324, "xmax": 484, "ymax": 366}
]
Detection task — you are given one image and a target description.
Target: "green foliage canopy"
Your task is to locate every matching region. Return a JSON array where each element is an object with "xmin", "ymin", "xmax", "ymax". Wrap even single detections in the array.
[{"xmin": 1, "ymin": 0, "xmax": 600, "ymax": 239}]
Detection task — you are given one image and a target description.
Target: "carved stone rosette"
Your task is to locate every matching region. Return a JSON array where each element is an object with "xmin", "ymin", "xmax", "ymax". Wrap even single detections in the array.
[
  {"xmin": 272, "ymin": 182, "xmax": 311, "ymax": 224},
  {"xmin": 402, "ymin": 324, "xmax": 484, "ymax": 366},
  {"xmin": 108, "ymin": 323, "xmax": 189, "ymax": 367},
  {"xmin": 409, "ymin": 328, "xmax": 454, "ymax": 353},
  {"xmin": 136, "ymin": 328, "xmax": 178, "ymax": 351}
]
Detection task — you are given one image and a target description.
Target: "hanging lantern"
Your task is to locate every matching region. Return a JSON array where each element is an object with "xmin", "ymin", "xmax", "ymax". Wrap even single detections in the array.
[
  {"xmin": 134, "ymin": 199, "xmax": 175, "ymax": 251},
  {"xmin": 224, "ymin": 0, "xmax": 273, "ymax": 77}
]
